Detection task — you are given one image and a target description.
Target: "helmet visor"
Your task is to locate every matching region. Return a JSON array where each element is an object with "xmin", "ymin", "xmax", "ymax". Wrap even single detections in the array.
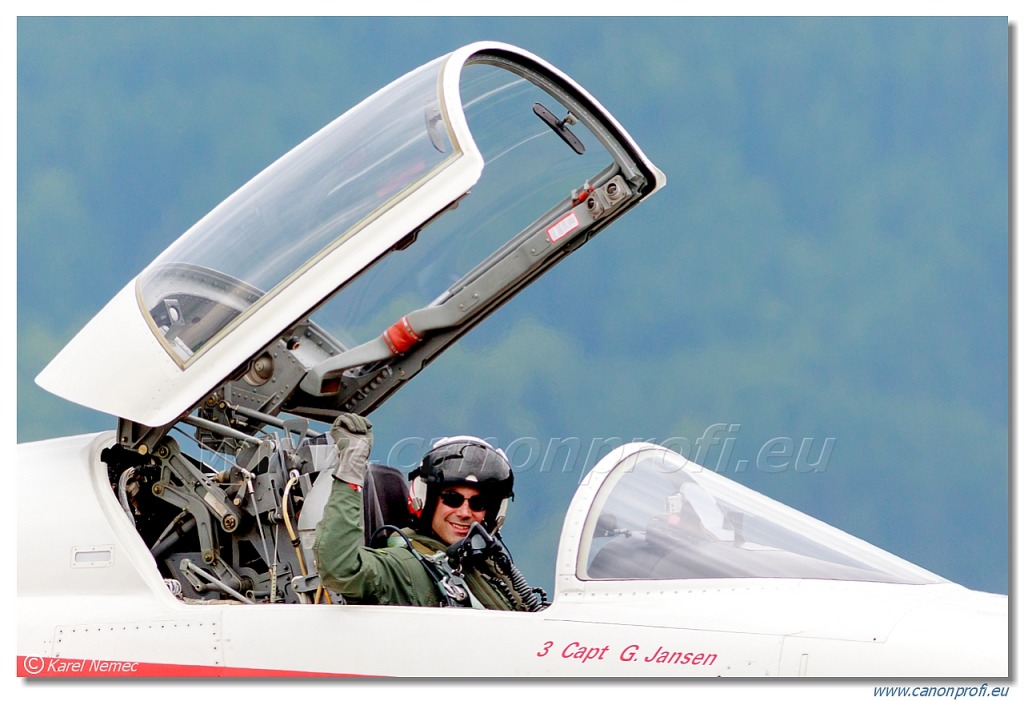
[{"xmin": 422, "ymin": 441, "xmax": 512, "ymax": 493}]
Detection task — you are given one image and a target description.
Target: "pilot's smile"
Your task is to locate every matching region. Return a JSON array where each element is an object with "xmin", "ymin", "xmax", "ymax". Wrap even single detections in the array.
[{"xmin": 431, "ymin": 485, "xmax": 487, "ymax": 544}]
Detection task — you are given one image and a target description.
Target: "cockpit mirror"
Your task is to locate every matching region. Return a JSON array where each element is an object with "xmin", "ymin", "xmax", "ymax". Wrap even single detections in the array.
[
  {"xmin": 424, "ymin": 101, "xmax": 447, "ymax": 153},
  {"xmin": 596, "ymin": 512, "xmax": 630, "ymax": 538},
  {"xmin": 533, "ymin": 102, "xmax": 586, "ymax": 155}
]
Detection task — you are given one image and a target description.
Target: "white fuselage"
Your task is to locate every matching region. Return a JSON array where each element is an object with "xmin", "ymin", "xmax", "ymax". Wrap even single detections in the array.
[{"xmin": 17, "ymin": 433, "xmax": 1007, "ymax": 678}]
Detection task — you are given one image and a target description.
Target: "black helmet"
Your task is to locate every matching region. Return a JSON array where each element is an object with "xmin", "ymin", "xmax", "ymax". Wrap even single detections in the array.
[{"xmin": 408, "ymin": 436, "xmax": 514, "ymax": 532}]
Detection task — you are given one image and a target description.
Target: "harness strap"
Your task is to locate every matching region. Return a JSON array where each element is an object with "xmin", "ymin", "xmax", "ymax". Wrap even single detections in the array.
[
  {"xmin": 391, "ymin": 536, "xmax": 481, "ymax": 609},
  {"xmin": 421, "ymin": 550, "xmax": 485, "ymax": 609}
]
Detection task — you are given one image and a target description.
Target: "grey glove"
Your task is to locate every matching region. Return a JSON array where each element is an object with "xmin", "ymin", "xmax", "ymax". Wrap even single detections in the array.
[{"xmin": 329, "ymin": 413, "xmax": 373, "ymax": 487}]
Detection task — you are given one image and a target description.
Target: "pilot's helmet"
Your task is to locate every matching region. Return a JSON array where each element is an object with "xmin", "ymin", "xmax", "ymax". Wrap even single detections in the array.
[{"xmin": 408, "ymin": 436, "xmax": 514, "ymax": 533}]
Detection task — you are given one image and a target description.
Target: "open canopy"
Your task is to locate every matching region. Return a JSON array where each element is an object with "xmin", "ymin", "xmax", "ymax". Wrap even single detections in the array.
[{"xmin": 37, "ymin": 42, "xmax": 664, "ymax": 430}]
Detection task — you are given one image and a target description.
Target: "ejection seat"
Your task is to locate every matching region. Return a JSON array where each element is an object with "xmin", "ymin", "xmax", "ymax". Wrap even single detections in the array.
[
  {"xmin": 362, "ymin": 463, "xmax": 412, "ymax": 548},
  {"xmin": 297, "ymin": 462, "xmax": 412, "ymax": 577}
]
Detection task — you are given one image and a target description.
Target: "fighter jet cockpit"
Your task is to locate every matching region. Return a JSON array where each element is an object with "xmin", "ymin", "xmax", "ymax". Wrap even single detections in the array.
[
  {"xmin": 37, "ymin": 43, "xmax": 664, "ymax": 606},
  {"xmin": 579, "ymin": 447, "xmax": 946, "ymax": 585}
]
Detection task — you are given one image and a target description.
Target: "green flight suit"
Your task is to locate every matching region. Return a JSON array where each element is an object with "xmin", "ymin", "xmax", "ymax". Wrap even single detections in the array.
[{"xmin": 313, "ymin": 479, "xmax": 515, "ymax": 609}]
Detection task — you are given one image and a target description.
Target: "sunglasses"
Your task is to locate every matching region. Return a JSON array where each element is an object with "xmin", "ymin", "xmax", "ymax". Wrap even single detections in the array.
[{"xmin": 438, "ymin": 491, "xmax": 490, "ymax": 512}]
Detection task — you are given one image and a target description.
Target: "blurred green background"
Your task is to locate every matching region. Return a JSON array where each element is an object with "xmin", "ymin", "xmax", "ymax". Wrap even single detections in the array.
[{"xmin": 17, "ymin": 17, "xmax": 1008, "ymax": 595}]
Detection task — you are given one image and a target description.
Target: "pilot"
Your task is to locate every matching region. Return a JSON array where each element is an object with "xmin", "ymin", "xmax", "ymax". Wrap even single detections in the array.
[{"xmin": 313, "ymin": 413, "xmax": 543, "ymax": 610}]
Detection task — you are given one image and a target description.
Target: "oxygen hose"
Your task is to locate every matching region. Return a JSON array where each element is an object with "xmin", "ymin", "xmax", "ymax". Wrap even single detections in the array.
[
  {"xmin": 493, "ymin": 550, "xmax": 547, "ymax": 612},
  {"xmin": 448, "ymin": 524, "xmax": 549, "ymax": 612}
]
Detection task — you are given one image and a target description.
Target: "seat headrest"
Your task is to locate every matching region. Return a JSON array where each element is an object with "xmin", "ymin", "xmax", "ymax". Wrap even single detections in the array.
[{"xmin": 362, "ymin": 463, "xmax": 411, "ymax": 547}]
